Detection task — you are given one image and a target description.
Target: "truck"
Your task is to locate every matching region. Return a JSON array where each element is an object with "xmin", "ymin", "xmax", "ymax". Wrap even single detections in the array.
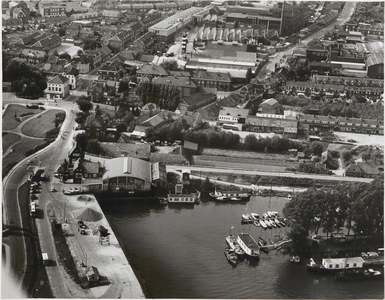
[{"xmin": 42, "ymin": 253, "xmax": 49, "ymax": 266}]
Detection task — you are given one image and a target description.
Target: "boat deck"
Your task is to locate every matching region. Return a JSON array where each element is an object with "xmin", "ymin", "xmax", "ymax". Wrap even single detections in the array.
[{"xmin": 238, "ymin": 233, "xmax": 260, "ymax": 251}]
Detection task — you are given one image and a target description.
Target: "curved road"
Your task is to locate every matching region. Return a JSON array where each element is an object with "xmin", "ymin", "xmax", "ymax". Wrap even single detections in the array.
[{"xmin": 3, "ymin": 96, "xmax": 78, "ymax": 297}]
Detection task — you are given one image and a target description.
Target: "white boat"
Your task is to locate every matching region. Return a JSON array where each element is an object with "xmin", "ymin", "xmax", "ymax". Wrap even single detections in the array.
[
  {"xmin": 230, "ymin": 197, "xmax": 241, "ymax": 201},
  {"xmin": 226, "ymin": 235, "xmax": 245, "ymax": 256},
  {"xmin": 216, "ymin": 196, "xmax": 228, "ymax": 201},
  {"xmin": 242, "ymin": 213, "xmax": 253, "ymax": 223},
  {"xmin": 263, "ymin": 213, "xmax": 269, "ymax": 219},
  {"xmin": 209, "ymin": 188, "xmax": 250, "ymax": 201},
  {"xmin": 264, "ymin": 219, "xmax": 272, "ymax": 228},
  {"xmin": 236, "ymin": 233, "xmax": 260, "ymax": 258},
  {"xmin": 253, "ymin": 220, "xmax": 260, "ymax": 227},
  {"xmin": 270, "ymin": 220, "xmax": 277, "ymax": 228},
  {"xmin": 274, "ymin": 218, "xmax": 281, "ymax": 226},
  {"xmin": 251, "ymin": 213, "xmax": 259, "ymax": 221},
  {"xmin": 259, "ymin": 219, "xmax": 268, "ymax": 229}
]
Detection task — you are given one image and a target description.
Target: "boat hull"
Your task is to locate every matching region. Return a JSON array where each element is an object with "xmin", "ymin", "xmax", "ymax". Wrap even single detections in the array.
[
  {"xmin": 237, "ymin": 233, "xmax": 260, "ymax": 258},
  {"xmin": 307, "ymin": 264, "xmax": 362, "ymax": 274},
  {"xmin": 335, "ymin": 270, "xmax": 383, "ymax": 281}
]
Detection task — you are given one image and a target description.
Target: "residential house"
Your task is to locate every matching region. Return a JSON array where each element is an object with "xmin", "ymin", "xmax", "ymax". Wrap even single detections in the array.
[
  {"xmin": 73, "ymin": 159, "xmax": 102, "ymax": 183},
  {"xmin": 320, "ymin": 150, "xmax": 338, "ymax": 169},
  {"xmin": 88, "ymin": 81, "xmax": 106, "ymax": 103},
  {"xmin": 240, "ymin": 83, "xmax": 259, "ymax": 96},
  {"xmin": 180, "ymin": 88, "xmax": 217, "ymax": 112},
  {"xmin": 20, "ymin": 49, "xmax": 47, "ymax": 64},
  {"xmin": 62, "ymin": 65, "xmax": 80, "ymax": 90},
  {"xmin": 70, "ymin": 11, "xmax": 99, "ymax": 21},
  {"xmin": 140, "ymin": 110, "xmax": 174, "ymax": 128},
  {"xmin": 80, "ymin": 50, "xmax": 102, "ymax": 69},
  {"xmin": 337, "ymin": 117, "xmax": 379, "ymax": 135},
  {"xmin": 108, "ymin": 31, "xmax": 134, "ymax": 52},
  {"xmin": 258, "ymin": 98, "xmax": 283, "ymax": 115},
  {"xmin": 191, "ymin": 70, "xmax": 232, "ymax": 92},
  {"xmin": 100, "ymin": 45, "xmax": 112, "ymax": 63},
  {"xmin": 101, "ymin": 10, "xmax": 123, "ymax": 21},
  {"xmin": 132, "ymin": 32, "xmax": 157, "ymax": 52},
  {"xmin": 44, "ymin": 75, "xmax": 70, "ymax": 100},
  {"xmin": 345, "ymin": 162, "xmax": 383, "ymax": 178},
  {"xmin": 297, "ymin": 114, "xmax": 338, "ymax": 135},
  {"xmin": 152, "ymin": 76, "xmax": 197, "ymax": 97},
  {"xmin": 68, "ymin": 142, "xmax": 84, "ymax": 165},
  {"xmin": 98, "ymin": 61, "xmax": 126, "ymax": 81},
  {"xmin": 136, "ymin": 65, "xmax": 168, "ymax": 79},
  {"xmin": 128, "ymin": 22, "xmax": 145, "ymax": 38},
  {"xmin": 141, "ymin": 13, "xmax": 163, "ymax": 30},
  {"xmin": 72, "ymin": 57, "xmax": 90, "ymax": 74},
  {"xmin": 84, "ymin": 114, "xmax": 107, "ymax": 139},
  {"xmin": 246, "ymin": 114, "xmax": 298, "ymax": 138}
]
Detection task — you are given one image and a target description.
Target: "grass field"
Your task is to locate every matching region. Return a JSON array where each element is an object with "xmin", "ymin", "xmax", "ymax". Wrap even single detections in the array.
[
  {"xmin": 21, "ymin": 109, "xmax": 62, "ymax": 138},
  {"xmin": 2, "ymin": 137, "xmax": 46, "ymax": 176},
  {"xmin": 2, "ymin": 104, "xmax": 42, "ymax": 130},
  {"xmin": 2, "ymin": 132, "xmax": 21, "ymax": 153}
]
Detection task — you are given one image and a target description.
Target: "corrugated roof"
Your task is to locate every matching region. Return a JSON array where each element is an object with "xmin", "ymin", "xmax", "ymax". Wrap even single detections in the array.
[
  {"xmin": 366, "ymin": 53, "xmax": 384, "ymax": 67},
  {"xmin": 103, "ymin": 157, "xmax": 151, "ymax": 182}
]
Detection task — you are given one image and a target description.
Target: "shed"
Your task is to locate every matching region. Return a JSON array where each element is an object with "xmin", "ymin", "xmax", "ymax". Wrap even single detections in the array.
[{"xmin": 87, "ymin": 266, "xmax": 100, "ymax": 282}]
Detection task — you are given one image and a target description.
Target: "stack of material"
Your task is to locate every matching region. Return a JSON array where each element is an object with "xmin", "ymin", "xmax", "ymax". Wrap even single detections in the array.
[{"xmin": 73, "ymin": 207, "xmax": 102, "ymax": 222}]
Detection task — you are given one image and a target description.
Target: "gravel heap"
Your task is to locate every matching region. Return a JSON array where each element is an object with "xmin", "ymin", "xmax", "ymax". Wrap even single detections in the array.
[{"xmin": 73, "ymin": 207, "xmax": 102, "ymax": 222}]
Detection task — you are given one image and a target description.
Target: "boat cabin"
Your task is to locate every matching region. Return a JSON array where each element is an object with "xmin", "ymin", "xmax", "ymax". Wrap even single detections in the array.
[{"xmin": 321, "ymin": 257, "xmax": 364, "ymax": 270}]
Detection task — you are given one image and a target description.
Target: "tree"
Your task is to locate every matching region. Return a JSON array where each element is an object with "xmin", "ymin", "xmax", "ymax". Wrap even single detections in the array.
[
  {"xmin": 310, "ymin": 141, "xmax": 323, "ymax": 156},
  {"xmin": 85, "ymin": 139, "xmax": 102, "ymax": 155},
  {"xmin": 58, "ymin": 27, "xmax": 66, "ymax": 36},
  {"xmin": 76, "ymin": 98, "xmax": 93, "ymax": 114},
  {"xmin": 59, "ymin": 52, "xmax": 71, "ymax": 61},
  {"xmin": 160, "ymin": 60, "xmax": 179, "ymax": 71},
  {"xmin": 116, "ymin": 122, "xmax": 127, "ymax": 133},
  {"xmin": 76, "ymin": 133, "xmax": 88, "ymax": 150},
  {"xmin": 246, "ymin": 68, "xmax": 252, "ymax": 84},
  {"xmin": 361, "ymin": 150, "xmax": 371, "ymax": 163}
]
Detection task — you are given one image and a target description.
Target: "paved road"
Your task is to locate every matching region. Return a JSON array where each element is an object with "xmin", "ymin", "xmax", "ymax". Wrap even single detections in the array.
[
  {"xmin": 166, "ymin": 165, "xmax": 374, "ymax": 183},
  {"xmin": 256, "ymin": 2, "xmax": 356, "ymax": 79},
  {"xmin": 2, "ymin": 96, "xmax": 78, "ymax": 297}
]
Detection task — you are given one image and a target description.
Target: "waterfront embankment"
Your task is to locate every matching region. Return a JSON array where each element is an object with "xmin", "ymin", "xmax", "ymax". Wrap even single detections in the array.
[{"xmin": 45, "ymin": 192, "xmax": 145, "ymax": 298}]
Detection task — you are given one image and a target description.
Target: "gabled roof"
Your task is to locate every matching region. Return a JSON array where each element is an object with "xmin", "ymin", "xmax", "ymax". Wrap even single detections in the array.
[
  {"xmin": 259, "ymin": 98, "xmax": 279, "ymax": 109},
  {"xmin": 346, "ymin": 162, "xmax": 382, "ymax": 176},
  {"xmin": 84, "ymin": 114, "xmax": 105, "ymax": 128},
  {"xmin": 81, "ymin": 161, "xmax": 100, "ymax": 174},
  {"xmin": 48, "ymin": 75, "xmax": 69, "ymax": 84},
  {"xmin": 64, "ymin": 65, "xmax": 79, "ymax": 76},
  {"xmin": 137, "ymin": 65, "xmax": 168, "ymax": 76},
  {"xmin": 366, "ymin": 53, "xmax": 384, "ymax": 67},
  {"xmin": 152, "ymin": 76, "xmax": 197, "ymax": 89}
]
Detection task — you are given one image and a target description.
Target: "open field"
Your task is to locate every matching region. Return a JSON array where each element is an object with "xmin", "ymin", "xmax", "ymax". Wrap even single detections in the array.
[
  {"xmin": 201, "ymin": 148, "xmax": 297, "ymax": 161},
  {"xmin": 21, "ymin": 109, "xmax": 62, "ymax": 138},
  {"xmin": 3, "ymin": 104, "xmax": 42, "ymax": 130},
  {"xmin": 2, "ymin": 132, "xmax": 21, "ymax": 154}
]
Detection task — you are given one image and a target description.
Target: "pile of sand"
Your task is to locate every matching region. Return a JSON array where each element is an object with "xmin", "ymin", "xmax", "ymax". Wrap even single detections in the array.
[
  {"xmin": 73, "ymin": 207, "xmax": 102, "ymax": 222},
  {"xmin": 77, "ymin": 195, "xmax": 92, "ymax": 202}
]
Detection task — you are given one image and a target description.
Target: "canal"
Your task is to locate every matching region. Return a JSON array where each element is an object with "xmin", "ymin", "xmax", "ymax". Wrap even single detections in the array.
[{"xmin": 100, "ymin": 195, "xmax": 384, "ymax": 299}]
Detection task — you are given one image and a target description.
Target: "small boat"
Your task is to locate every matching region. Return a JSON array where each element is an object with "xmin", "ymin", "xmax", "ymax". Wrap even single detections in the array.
[
  {"xmin": 270, "ymin": 220, "xmax": 277, "ymax": 228},
  {"xmin": 224, "ymin": 247, "xmax": 238, "ymax": 266},
  {"xmin": 263, "ymin": 213, "xmax": 269, "ymax": 219},
  {"xmin": 251, "ymin": 213, "xmax": 259, "ymax": 221},
  {"xmin": 230, "ymin": 197, "xmax": 241, "ymax": 201},
  {"xmin": 335, "ymin": 268, "xmax": 383, "ymax": 281},
  {"xmin": 253, "ymin": 220, "xmax": 260, "ymax": 227},
  {"xmin": 259, "ymin": 219, "xmax": 268, "ymax": 229},
  {"xmin": 307, "ymin": 257, "xmax": 365, "ymax": 273},
  {"xmin": 290, "ymin": 255, "xmax": 300, "ymax": 263},
  {"xmin": 226, "ymin": 235, "xmax": 237, "ymax": 249},
  {"xmin": 242, "ymin": 213, "xmax": 253, "ymax": 224},
  {"xmin": 274, "ymin": 218, "xmax": 281, "ymax": 227},
  {"xmin": 258, "ymin": 237, "xmax": 267, "ymax": 246},
  {"xmin": 216, "ymin": 196, "xmax": 228, "ymax": 201},
  {"xmin": 264, "ymin": 219, "xmax": 272, "ymax": 228},
  {"xmin": 159, "ymin": 197, "xmax": 168, "ymax": 204}
]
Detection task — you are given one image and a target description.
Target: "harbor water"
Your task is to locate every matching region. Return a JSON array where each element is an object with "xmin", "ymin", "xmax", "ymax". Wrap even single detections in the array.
[{"xmin": 100, "ymin": 195, "xmax": 384, "ymax": 299}]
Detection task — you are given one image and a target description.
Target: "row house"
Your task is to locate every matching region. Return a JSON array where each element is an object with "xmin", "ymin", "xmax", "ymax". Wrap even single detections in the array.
[
  {"xmin": 132, "ymin": 32, "xmax": 157, "ymax": 52},
  {"xmin": 20, "ymin": 49, "xmax": 47, "ymax": 64},
  {"xmin": 141, "ymin": 13, "xmax": 163, "ymax": 29},
  {"xmin": 128, "ymin": 22, "xmax": 145, "ymax": 38},
  {"xmin": 70, "ymin": 11, "xmax": 100, "ymax": 21},
  {"xmin": 108, "ymin": 31, "xmax": 134, "ymax": 52},
  {"xmin": 101, "ymin": 10, "xmax": 123, "ymax": 21},
  {"xmin": 30, "ymin": 34, "xmax": 62, "ymax": 52},
  {"xmin": 246, "ymin": 114, "xmax": 298, "ymax": 138},
  {"xmin": 44, "ymin": 75, "xmax": 70, "ymax": 100},
  {"xmin": 100, "ymin": 45, "xmax": 112, "ymax": 63},
  {"xmin": 130, "ymin": 3, "xmax": 155, "ymax": 14},
  {"xmin": 298, "ymin": 114, "xmax": 338, "ymax": 135},
  {"xmin": 191, "ymin": 70, "xmax": 232, "ymax": 92},
  {"xmin": 62, "ymin": 66, "xmax": 80, "ymax": 90},
  {"xmin": 337, "ymin": 117, "xmax": 379, "ymax": 135}
]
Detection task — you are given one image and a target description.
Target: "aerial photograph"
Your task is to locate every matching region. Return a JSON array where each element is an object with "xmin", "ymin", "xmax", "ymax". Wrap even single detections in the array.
[{"xmin": 1, "ymin": 0, "xmax": 384, "ymax": 298}]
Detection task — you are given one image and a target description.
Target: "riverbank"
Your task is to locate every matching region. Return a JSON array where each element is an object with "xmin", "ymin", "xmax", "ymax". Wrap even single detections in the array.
[{"xmin": 47, "ymin": 192, "xmax": 145, "ymax": 298}]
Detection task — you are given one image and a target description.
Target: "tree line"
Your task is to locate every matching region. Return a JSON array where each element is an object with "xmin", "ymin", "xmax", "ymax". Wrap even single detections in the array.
[
  {"xmin": 136, "ymin": 82, "xmax": 180, "ymax": 111},
  {"xmin": 283, "ymin": 177, "xmax": 384, "ymax": 244}
]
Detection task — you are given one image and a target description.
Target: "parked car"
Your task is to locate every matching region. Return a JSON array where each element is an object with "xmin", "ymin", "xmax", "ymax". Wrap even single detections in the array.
[
  {"xmin": 67, "ymin": 188, "xmax": 74, "ymax": 193},
  {"xmin": 347, "ymin": 139, "xmax": 356, "ymax": 143},
  {"xmin": 73, "ymin": 187, "xmax": 79, "ymax": 192}
]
